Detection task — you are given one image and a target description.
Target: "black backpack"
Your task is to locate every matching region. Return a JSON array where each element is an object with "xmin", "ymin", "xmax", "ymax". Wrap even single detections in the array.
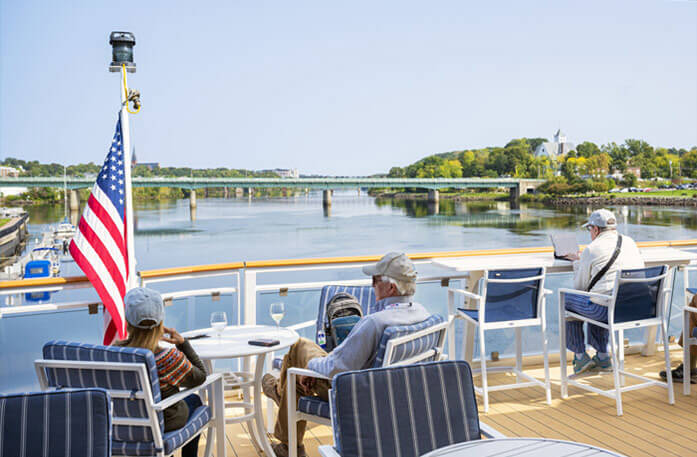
[{"xmin": 324, "ymin": 292, "xmax": 363, "ymax": 351}]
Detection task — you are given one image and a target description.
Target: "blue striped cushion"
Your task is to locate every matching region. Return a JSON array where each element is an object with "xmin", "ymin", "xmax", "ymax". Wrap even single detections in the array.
[
  {"xmin": 692, "ymin": 326, "xmax": 697, "ymax": 338},
  {"xmin": 0, "ymin": 388, "xmax": 111, "ymax": 457},
  {"xmin": 331, "ymin": 361, "xmax": 481, "ymax": 457},
  {"xmin": 316, "ymin": 285, "xmax": 375, "ymax": 345},
  {"xmin": 687, "ymin": 288, "xmax": 697, "ymax": 295},
  {"xmin": 298, "ymin": 396, "xmax": 330, "ymax": 418},
  {"xmin": 272, "ymin": 357, "xmax": 284, "ymax": 370},
  {"xmin": 112, "ymin": 402, "xmax": 211, "ymax": 456},
  {"xmin": 42, "ymin": 341, "xmax": 164, "ymax": 442},
  {"xmin": 373, "ymin": 314, "xmax": 445, "ymax": 367}
]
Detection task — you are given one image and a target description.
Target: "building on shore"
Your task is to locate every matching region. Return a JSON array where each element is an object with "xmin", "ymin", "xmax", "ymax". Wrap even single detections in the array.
[
  {"xmin": 0, "ymin": 166, "xmax": 26, "ymax": 196},
  {"xmin": 262, "ymin": 168, "xmax": 300, "ymax": 178},
  {"xmin": 534, "ymin": 129, "xmax": 576, "ymax": 159}
]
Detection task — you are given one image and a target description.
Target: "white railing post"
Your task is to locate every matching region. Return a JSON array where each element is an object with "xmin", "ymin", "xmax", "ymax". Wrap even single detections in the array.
[{"xmin": 243, "ymin": 269, "xmax": 257, "ymax": 326}]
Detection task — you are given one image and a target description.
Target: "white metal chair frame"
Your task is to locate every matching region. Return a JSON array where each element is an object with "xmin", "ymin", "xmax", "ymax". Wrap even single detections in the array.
[
  {"xmin": 286, "ymin": 319, "xmax": 450, "ymax": 457},
  {"xmin": 449, "ymin": 268, "xmax": 552, "ymax": 413},
  {"xmin": 34, "ymin": 359, "xmax": 227, "ymax": 457},
  {"xmin": 681, "ymin": 265, "xmax": 697, "ymax": 395},
  {"xmin": 558, "ymin": 264, "xmax": 675, "ymax": 416}
]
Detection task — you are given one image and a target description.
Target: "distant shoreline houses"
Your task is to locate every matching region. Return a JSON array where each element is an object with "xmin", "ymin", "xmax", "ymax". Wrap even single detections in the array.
[{"xmin": 534, "ymin": 129, "xmax": 576, "ymax": 159}]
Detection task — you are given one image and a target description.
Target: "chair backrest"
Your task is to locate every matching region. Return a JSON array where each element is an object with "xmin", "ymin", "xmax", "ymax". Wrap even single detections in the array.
[
  {"xmin": 316, "ymin": 285, "xmax": 376, "ymax": 344},
  {"xmin": 330, "ymin": 361, "xmax": 481, "ymax": 457},
  {"xmin": 373, "ymin": 314, "xmax": 447, "ymax": 367},
  {"xmin": 0, "ymin": 388, "xmax": 111, "ymax": 457},
  {"xmin": 613, "ymin": 265, "xmax": 668, "ymax": 324},
  {"xmin": 480, "ymin": 267, "xmax": 544, "ymax": 322},
  {"xmin": 37, "ymin": 341, "xmax": 164, "ymax": 446}
]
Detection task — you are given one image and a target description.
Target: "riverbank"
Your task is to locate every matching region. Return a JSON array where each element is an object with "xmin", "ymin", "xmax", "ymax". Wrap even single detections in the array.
[
  {"xmin": 370, "ymin": 190, "xmax": 509, "ymax": 201},
  {"xmin": 534, "ymin": 195, "xmax": 697, "ymax": 207}
]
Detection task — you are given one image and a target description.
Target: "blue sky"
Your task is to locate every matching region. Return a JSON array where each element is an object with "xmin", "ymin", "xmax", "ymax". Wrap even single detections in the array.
[{"xmin": 1, "ymin": 1, "xmax": 695, "ymax": 176}]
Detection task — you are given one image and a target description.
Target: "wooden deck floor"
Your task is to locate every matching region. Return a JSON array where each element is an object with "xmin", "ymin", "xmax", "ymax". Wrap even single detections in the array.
[{"xmin": 202, "ymin": 348, "xmax": 697, "ymax": 457}]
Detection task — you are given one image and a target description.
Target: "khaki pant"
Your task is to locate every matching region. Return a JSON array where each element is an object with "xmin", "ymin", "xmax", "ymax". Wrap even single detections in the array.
[
  {"xmin": 273, "ymin": 338, "xmax": 330, "ymax": 445},
  {"xmin": 680, "ymin": 295, "xmax": 697, "ymax": 367}
]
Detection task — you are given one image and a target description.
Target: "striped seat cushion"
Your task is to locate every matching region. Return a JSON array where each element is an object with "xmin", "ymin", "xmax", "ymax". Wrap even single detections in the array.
[
  {"xmin": 42, "ymin": 341, "xmax": 164, "ymax": 442},
  {"xmin": 298, "ymin": 396, "xmax": 330, "ymax": 419},
  {"xmin": 373, "ymin": 314, "xmax": 445, "ymax": 367},
  {"xmin": 316, "ymin": 285, "xmax": 375, "ymax": 346},
  {"xmin": 272, "ymin": 357, "xmax": 284, "ymax": 370},
  {"xmin": 331, "ymin": 361, "xmax": 481, "ymax": 457},
  {"xmin": 112, "ymin": 402, "xmax": 211, "ymax": 456},
  {"xmin": 0, "ymin": 388, "xmax": 111, "ymax": 457}
]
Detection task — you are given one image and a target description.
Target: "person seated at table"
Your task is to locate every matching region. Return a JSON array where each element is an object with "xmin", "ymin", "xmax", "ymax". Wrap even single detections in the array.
[
  {"xmin": 660, "ymin": 304, "xmax": 697, "ymax": 383},
  {"xmin": 262, "ymin": 252, "xmax": 430, "ymax": 457},
  {"xmin": 563, "ymin": 209, "xmax": 644, "ymax": 374},
  {"xmin": 115, "ymin": 287, "xmax": 208, "ymax": 457}
]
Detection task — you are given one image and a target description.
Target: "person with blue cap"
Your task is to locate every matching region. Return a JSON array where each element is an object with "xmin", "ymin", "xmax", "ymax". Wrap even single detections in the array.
[
  {"xmin": 115, "ymin": 287, "xmax": 207, "ymax": 457},
  {"xmin": 563, "ymin": 209, "xmax": 644, "ymax": 374}
]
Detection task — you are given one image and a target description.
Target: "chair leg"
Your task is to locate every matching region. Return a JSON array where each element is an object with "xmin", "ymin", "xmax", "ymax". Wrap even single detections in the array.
[
  {"xmin": 559, "ymin": 292, "xmax": 568, "ymax": 399},
  {"xmin": 478, "ymin": 325, "xmax": 489, "ymax": 413},
  {"xmin": 684, "ymin": 310, "xmax": 691, "ymax": 396},
  {"xmin": 618, "ymin": 329, "xmax": 625, "ymax": 386},
  {"xmin": 515, "ymin": 327, "xmax": 522, "ymax": 383},
  {"xmin": 540, "ymin": 322, "xmax": 552, "ymax": 405},
  {"xmin": 661, "ymin": 318, "xmax": 675, "ymax": 404},
  {"xmin": 213, "ymin": 378, "xmax": 226, "ymax": 457},
  {"xmin": 288, "ymin": 371, "xmax": 298, "ymax": 457},
  {"xmin": 608, "ymin": 328, "xmax": 623, "ymax": 416}
]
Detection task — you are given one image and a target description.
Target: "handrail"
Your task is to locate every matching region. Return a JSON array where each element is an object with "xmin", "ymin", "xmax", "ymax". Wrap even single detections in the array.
[{"xmin": 2, "ymin": 239, "xmax": 696, "ymax": 288}]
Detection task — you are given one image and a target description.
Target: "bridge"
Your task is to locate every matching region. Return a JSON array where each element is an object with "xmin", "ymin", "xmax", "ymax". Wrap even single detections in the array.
[{"xmin": 0, "ymin": 176, "xmax": 543, "ymax": 210}]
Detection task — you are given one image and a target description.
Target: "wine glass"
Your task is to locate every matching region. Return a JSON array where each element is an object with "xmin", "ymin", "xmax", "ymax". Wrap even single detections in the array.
[
  {"xmin": 270, "ymin": 302, "xmax": 285, "ymax": 334},
  {"xmin": 210, "ymin": 312, "xmax": 227, "ymax": 340}
]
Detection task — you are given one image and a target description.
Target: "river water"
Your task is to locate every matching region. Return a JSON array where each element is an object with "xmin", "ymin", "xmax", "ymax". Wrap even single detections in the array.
[{"xmin": 3, "ymin": 191, "xmax": 697, "ymax": 392}]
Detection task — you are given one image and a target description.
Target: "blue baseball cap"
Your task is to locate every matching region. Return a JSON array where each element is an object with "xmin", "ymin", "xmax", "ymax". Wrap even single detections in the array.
[{"xmin": 124, "ymin": 287, "xmax": 164, "ymax": 329}]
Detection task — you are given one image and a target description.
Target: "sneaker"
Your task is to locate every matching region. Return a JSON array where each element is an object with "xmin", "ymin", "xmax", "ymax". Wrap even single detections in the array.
[
  {"xmin": 573, "ymin": 353, "xmax": 596, "ymax": 375},
  {"xmin": 262, "ymin": 373, "xmax": 282, "ymax": 406},
  {"xmin": 592, "ymin": 354, "xmax": 612, "ymax": 371},
  {"xmin": 659, "ymin": 364, "xmax": 697, "ymax": 384},
  {"xmin": 271, "ymin": 442, "xmax": 307, "ymax": 457}
]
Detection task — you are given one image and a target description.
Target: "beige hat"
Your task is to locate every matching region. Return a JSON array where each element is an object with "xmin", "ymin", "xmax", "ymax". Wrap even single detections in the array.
[{"xmin": 362, "ymin": 252, "xmax": 417, "ymax": 282}]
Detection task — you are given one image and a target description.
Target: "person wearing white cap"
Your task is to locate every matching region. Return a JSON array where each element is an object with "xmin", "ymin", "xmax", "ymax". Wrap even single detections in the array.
[
  {"xmin": 262, "ymin": 252, "xmax": 430, "ymax": 457},
  {"xmin": 563, "ymin": 209, "xmax": 644, "ymax": 374}
]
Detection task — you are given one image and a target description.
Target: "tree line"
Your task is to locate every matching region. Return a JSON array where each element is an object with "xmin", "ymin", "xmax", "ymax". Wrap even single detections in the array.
[{"xmin": 386, "ymin": 138, "xmax": 697, "ymax": 181}]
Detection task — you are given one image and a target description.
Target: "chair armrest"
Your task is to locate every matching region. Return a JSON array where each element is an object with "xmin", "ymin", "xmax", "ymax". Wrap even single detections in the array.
[
  {"xmin": 558, "ymin": 288, "xmax": 612, "ymax": 306},
  {"xmin": 318, "ymin": 445, "xmax": 341, "ymax": 457},
  {"xmin": 154, "ymin": 373, "xmax": 223, "ymax": 411},
  {"xmin": 480, "ymin": 421, "xmax": 506, "ymax": 439},
  {"xmin": 287, "ymin": 367, "xmax": 330, "ymax": 381},
  {"xmin": 449, "ymin": 288, "xmax": 482, "ymax": 301}
]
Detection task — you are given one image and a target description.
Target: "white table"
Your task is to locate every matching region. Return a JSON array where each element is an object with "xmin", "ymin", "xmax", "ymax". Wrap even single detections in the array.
[
  {"xmin": 433, "ymin": 246, "xmax": 697, "ymax": 361},
  {"xmin": 185, "ymin": 325, "xmax": 299, "ymax": 457},
  {"xmin": 421, "ymin": 438, "xmax": 625, "ymax": 456}
]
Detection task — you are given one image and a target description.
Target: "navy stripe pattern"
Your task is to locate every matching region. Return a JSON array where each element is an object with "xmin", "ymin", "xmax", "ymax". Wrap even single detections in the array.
[
  {"xmin": 613, "ymin": 266, "xmax": 665, "ymax": 323},
  {"xmin": 111, "ymin": 400, "xmax": 211, "ymax": 456},
  {"xmin": 564, "ymin": 293, "xmax": 609, "ymax": 354},
  {"xmin": 0, "ymin": 388, "xmax": 111, "ymax": 457},
  {"xmin": 42, "ymin": 341, "xmax": 164, "ymax": 443},
  {"xmin": 331, "ymin": 361, "xmax": 481, "ymax": 457},
  {"xmin": 316, "ymin": 285, "xmax": 376, "ymax": 344},
  {"xmin": 373, "ymin": 314, "xmax": 445, "ymax": 367},
  {"xmin": 298, "ymin": 396, "xmax": 331, "ymax": 418}
]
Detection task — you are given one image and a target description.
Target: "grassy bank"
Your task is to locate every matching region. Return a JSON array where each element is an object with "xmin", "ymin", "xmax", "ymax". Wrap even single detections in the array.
[{"xmin": 0, "ymin": 218, "xmax": 10, "ymax": 227}]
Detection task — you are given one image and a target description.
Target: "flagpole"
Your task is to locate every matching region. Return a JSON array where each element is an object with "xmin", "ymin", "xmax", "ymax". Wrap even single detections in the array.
[{"xmin": 120, "ymin": 66, "xmax": 138, "ymax": 290}]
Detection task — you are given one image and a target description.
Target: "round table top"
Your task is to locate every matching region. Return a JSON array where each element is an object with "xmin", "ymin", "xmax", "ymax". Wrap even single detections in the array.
[
  {"xmin": 421, "ymin": 438, "xmax": 625, "ymax": 457},
  {"xmin": 183, "ymin": 325, "xmax": 299, "ymax": 359}
]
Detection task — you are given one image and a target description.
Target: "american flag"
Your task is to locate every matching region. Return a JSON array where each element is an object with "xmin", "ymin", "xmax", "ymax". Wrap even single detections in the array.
[{"xmin": 69, "ymin": 115, "xmax": 130, "ymax": 344}]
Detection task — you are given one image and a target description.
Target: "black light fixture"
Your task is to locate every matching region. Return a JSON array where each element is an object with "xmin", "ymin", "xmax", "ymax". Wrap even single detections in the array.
[{"xmin": 109, "ymin": 31, "xmax": 136, "ymax": 73}]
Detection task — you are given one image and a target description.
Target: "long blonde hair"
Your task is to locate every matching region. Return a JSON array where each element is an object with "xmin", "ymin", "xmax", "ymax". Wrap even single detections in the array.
[{"xmin": 115, "ymin": 321, "xmax": 164, "ymax": 353}]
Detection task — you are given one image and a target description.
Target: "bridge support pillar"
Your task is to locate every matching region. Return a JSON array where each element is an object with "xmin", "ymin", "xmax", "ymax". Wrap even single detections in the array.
[
  {"xmin": 509, "ymin": 186, "xmax": 520, "ymax": 202},
  {"xmin": 223, "ymin": 187, "xmax": 229, "ymax": 198},
  {"xmin": 247, "ymin": 188, "xmax": 254, "ymax": 197},
  {"xmin": 69, "ymin": 190, "xmax": 80, "ymax": 212},
  {"xmin": 357, "ymin": 188, "xmax": 361, "ymax": 196},
  {"xmin": 189, "ymin": 190, "xmax": 197, "ymax": 209},
  {"xmin": 427, "ymin": 189, "xmax": 439, "ymax": 204},
  {"xmin": 323, "ymin": 189, "xmax": 332, "ymax": 207}
]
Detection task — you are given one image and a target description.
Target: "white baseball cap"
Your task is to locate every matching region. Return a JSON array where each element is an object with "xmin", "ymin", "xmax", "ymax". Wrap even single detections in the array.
[
  {"xmin": 582, "ymin": 209, "xmax": 617, "ymax": 229},
  {"xmin": 362, "ymin": 252, "xmax": 417, "ymax": 282}
]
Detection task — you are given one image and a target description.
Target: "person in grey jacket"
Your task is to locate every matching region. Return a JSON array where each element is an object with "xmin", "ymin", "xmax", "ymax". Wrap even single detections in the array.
[
  {"xmin": 262, "ymin": 252, "xmax": 430, "ymax": 457},
  {"xmin": 563, "ymin": 209, "xmax": 644, "ymax": 374}
]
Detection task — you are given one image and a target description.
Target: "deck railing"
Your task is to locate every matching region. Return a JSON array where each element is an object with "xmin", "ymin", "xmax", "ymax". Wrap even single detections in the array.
[{"xmin": 1, "ymin": 240, "xmax": 696, "ymax": 392}]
